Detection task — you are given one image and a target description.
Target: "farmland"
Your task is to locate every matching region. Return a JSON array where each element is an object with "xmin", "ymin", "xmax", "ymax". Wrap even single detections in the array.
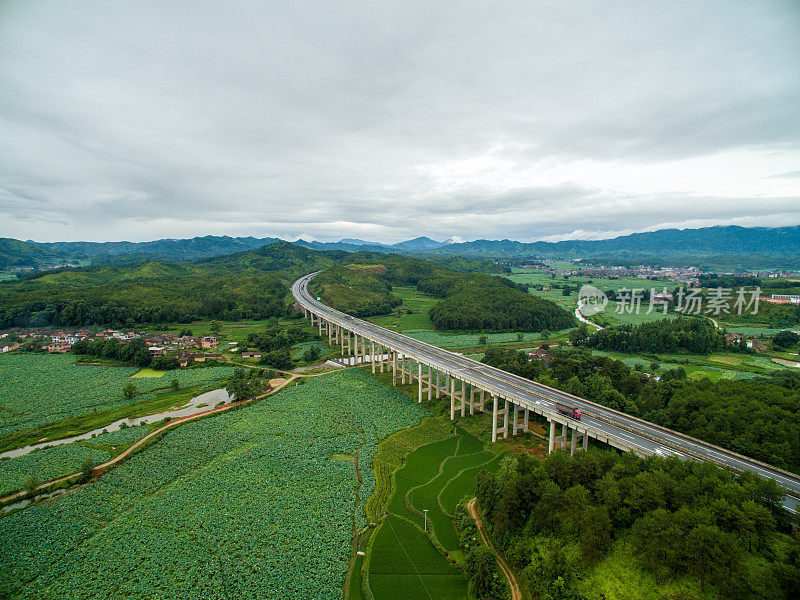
[
  {"xmin": 358, "ymin": 413, "xmax": 506, "ymax": 599},
  {"xmin": 0, "ymin": 369, "xmax": 426, "ymax": 599},
  {"xmin": 0, "ymin": 425, "xmax": 150, "ymax": 496},
  {"xmin": 0, "ymin": 353, "xmax": 235, "ymax": 443}
]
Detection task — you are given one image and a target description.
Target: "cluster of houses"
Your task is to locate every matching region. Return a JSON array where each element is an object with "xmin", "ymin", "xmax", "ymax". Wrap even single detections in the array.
[
  {"xmin": 0, "ymin": 327, "xmax": 269, "ymax": 366},
  {"xmin": 725, "ymin": 333, "xmax": 767, "ymax": 351}
]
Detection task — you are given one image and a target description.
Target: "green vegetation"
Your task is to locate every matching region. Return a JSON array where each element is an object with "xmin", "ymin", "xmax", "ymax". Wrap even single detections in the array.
[
  {"xmin": 0, "ymin": 353, "xmax": 234, "ymax": 450},
  {"xmin": 313, "ymin": 264, "xmax": 402, "ymax": 317},
  {"xmin": 0, "ymin": 369, "xmax": 426, "ymax": 599},
  {"xmin": 477, "ymin": 450, "xmax": 798, "ymax": 599},
  {"xmin": 314, "ymin": 254, "xmax": 573, "ymax": 333},
  {"xmin": 0, "ymin": 426, "xmax": 150, "ymax": 496},
  {"xmin": 586, "ymin": 317, "xmax": 731, "ymax": 354},
  {"xmin": 367, "ymin": 515, "xmax": 469, "ymax": 600},
  {"xmin": 483, "ymin": 346, "xmax": 800, "ymax": 473},
  {"xmin": 0, "ymin": 241, "xmax": 338, "ymax": 328},
  {"xmin": 429, "ymin": 275, "xmax": 575, "ymax": 332}
]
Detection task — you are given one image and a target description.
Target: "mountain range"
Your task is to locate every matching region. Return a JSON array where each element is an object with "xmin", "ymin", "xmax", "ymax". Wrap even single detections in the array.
[{"xmin": 2, "ymin": 226, "xmax": 800, "ymax": 271}]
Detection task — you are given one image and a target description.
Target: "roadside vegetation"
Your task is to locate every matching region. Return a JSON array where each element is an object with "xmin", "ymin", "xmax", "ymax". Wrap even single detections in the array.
[
  {"xmin": 476, "ymin": 450, "xmax": 799, "ymax": 600},
  {"xmin": 482, "ymin": 346, "xmax": 800, "ymax": 473}
]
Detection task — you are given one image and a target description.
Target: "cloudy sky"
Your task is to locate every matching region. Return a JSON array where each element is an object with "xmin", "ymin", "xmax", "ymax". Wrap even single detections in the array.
[{"xmin": 1, "ymin": 1, "xmax": 799, "ymax": 243}]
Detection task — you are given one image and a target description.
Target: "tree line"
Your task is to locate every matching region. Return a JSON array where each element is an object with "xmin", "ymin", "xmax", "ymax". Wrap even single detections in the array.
[
  {"xmin": 585, "ymin": 317, "xmax": 731, "ymax": 354},
  {"xmin": 473, "ymin": 451, "xmax": 798, "ymax": 599}
]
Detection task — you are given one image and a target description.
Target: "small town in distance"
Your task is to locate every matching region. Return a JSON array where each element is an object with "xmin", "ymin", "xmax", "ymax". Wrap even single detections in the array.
[{"xmin": 1, "ymin": 2, "xmax": 799, "ymax": 600}]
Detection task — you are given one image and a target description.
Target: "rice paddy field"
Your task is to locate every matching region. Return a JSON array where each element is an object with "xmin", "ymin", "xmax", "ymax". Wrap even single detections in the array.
[
  {"xmin": 0, "ymin": 353, "xmax": 235, "ymax": 439},
  {"xmin": 0, "ymin": 369, "xmax": 426, "ymax": 600},
  {"xmin": 361, "ymin": 425, "xmax": 505, "ymax": 599}
]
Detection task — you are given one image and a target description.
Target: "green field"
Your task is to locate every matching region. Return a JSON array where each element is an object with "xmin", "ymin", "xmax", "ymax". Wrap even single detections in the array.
[
  {"xmin": 0, "ymin": 353, "xmax": 235, "ymax": 442},
  {"xmin": 361, "ymin": 420, "xmax": 505, "ymax": 599},
  {"xmin": 0, "ymin": 425, "xmax": 151, "ymax": 496},
  {"xmin": 130, "ymin": 368, "xmax": 165, "ymax": 378},
  {"xmin": 0, "ymin": 369, "xmax": 426, "ymax": 599},
  {"xmin": 366, "ymin": 286, "xmax": 438, "ymax": 331},
  {"xmin": 367, "ymin": 515, "xmax": 468, "ymax": 600}
]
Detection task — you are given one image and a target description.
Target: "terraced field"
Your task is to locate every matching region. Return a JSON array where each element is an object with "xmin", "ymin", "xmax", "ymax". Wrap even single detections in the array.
[
  {"xmin": 0, "ymin": 369, "xmax": 426, "ymax": 600},
  {"xmin": 362, "ymin": 426, "xmax": 505, "ymax": 599}
]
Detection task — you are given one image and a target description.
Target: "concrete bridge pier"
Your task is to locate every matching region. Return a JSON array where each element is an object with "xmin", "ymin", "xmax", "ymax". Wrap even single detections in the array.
[
  {"xmin": 512, "ymin": 403, "xmax": 530, "ymax": 436},
  {"xmin": 491, "ymin": 396, "xmax": 510, "ymax": 442},
  {"xmin": 570, "ymin": 428, "xmax": 588, "ymax": 455},
  {"xmin": 548, "ymin": 420, "xmax": 570, "ymax": 453},
  {"xmin": 450, "ymin": 378, "xmax": 467, "ymax": 419}
]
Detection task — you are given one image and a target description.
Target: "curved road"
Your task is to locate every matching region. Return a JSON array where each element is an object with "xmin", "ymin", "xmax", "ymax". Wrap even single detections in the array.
[{"xmin": 292, "ymin": 273, "xmax": 800, "ymax": 511}]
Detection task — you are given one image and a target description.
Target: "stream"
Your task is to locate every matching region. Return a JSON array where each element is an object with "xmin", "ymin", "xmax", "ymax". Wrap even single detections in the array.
[{"xmin": 1, "ymin": 387, "xmax": 232, "ymax": 460}]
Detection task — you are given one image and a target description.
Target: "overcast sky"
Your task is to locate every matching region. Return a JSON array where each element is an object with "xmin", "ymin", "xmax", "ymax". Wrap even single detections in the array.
[{"xmin": 1, "ymin": 1, "xmax": 799, "ymax": 243}]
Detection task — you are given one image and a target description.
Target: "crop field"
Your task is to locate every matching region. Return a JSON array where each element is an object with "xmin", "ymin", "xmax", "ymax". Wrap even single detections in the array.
[
  {"xmin": 362, "ymin": 424, "xmax": 505, "ymax": 598},
  {"xmin": 439, "ymin": 454, "xmax": 504, "ymax": 516},
  {"xmin": 0, "ymin": 353, "xmax": 235, "ymax": 440},
  {"xmin": 0, "ymin": 425, "xmax": 150, "ymax": 496},
  {"xmin": 589, "ymin": 349, "xmax": 785, "ymax": 381},
  {"xmin": 367, "ymin": 515, "xmax": 468, "ymax": 600},
  {"xmin": 0, "ymin": 369, "xmax": 426, "ymax": 599},
  {"xmin": 403, "ymin": 328, "xmax": 562, "ymax": 350},
  {"xmin": 130, "ymin": 368, "xmax": 164, "ymax": 378}
]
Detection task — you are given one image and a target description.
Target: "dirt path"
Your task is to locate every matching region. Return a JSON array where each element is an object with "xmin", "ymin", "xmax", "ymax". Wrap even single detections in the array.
[
  {"xmin": 0, "ymin": 375, "xmax": 297, "ymax": 505},
  {"xmin": 467, "ymin": 497, "xmax": 522, "ymax": 600}
]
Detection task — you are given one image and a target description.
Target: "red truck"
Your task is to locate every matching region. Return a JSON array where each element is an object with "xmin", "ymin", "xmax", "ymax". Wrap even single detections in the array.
[{"xmin": 556, "ymin": 402, "xmax": 582, "ymax": 420}]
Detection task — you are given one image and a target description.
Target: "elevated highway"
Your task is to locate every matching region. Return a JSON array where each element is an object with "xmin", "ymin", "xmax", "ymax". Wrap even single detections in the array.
[{"xmin": 292, "ymin": 273, "xmax": 799, "ymax": 511}]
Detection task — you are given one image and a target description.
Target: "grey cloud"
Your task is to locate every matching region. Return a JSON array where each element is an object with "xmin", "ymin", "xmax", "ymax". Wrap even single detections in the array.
[{"xmin": 0, "ymin": 0, "xmax": 799, "ymax": 242}]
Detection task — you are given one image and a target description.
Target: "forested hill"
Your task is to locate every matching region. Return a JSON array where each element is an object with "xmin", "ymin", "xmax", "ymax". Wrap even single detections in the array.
[
  {"xmin": 312, "ymin": 255, "xmax": 575, "ymax": 332},
  {"xmin": 0, "ymin": 243, "xmax": 503, "ymax": 329},
  {"xmin": 0, "ymin": 242, "xmax": 340, "ymax": 328},
  {"xmin": 4, "ymin": 225, "xmax": 800, "ymax": 271}
]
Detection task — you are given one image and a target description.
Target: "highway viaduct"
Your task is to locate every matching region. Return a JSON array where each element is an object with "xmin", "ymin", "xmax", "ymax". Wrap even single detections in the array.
[{"xmin": 292, "ymin": 272, "xmax": 800, "ymax": 511}]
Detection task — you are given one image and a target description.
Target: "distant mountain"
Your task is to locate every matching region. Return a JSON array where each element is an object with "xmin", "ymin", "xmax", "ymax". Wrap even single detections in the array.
[
  {"xmin": 391, "ymin": 236, "xmax": 446, "ymax": 251},
  {"xmin": 3, "ymin": 225, "xmax": 800, "ymax": 272},
  {"xmin": 338, "ymin": 238, "xmax": 387, "ymax": 247},
  {"xmin": 415, "ymin": 226, "xmax": 800, "ymax": 263}
]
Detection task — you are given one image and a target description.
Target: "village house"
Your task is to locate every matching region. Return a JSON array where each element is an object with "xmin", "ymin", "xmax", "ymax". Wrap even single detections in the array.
[
  {"xmin": 529, "ymin": 347, "xmax": 554, "ymax": 366},
  {"xmin": 46, "ymin": 342, "xmax": 72, "ymax": 353},
  {"xmin": 241, "ymin": 351, "xmax": 262, "ymax": 359},
  {"xmin": 200, "ymin": 336, "xmax": 218, "ymax": 348}
]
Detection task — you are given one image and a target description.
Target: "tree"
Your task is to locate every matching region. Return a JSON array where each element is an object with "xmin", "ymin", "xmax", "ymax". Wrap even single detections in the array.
[
  {"xmin": 465, "ymin": 546, "xmax": 501, "ymax": 599},
  {"xmin": 478, "ymin": 335, "xmax": 488, "ymax": 346},
  {"xmin": 80, "ymin": 458, "xmax": 95, "ymax": 483},
  {"xmin": 152, "ymin": 355, "xmax": 179, "ymax": 370},
  {"xmin": 302, "ymin": 346, "xmax": 321, "ymax": 363},
  {"xmin": 517, "ymin": 332, "xmax": 524, "ymax": 341},
  {"xmin": 541, "ymin": 329, "xmax": 551, "ymax": 340},
  {"xmin": 123, "ymin": 382, "xmax": 138, "ymax": 400},
  {"xmin": 210, "ymin": 320, "xmax": 222, "ymax": 336},
  {"xmin": 170, "ymin": 378, "xmax": 180, "ymax": 391}
]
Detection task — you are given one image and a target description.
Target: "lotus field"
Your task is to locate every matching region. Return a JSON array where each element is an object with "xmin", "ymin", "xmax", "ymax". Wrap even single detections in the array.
[
  {"xmin": 0, "ymin": 369, "xmax": 425, "ymax": 599},
  {"xmin": 0, "ymin": 353, "xmax": 235, "ymax": 438}
]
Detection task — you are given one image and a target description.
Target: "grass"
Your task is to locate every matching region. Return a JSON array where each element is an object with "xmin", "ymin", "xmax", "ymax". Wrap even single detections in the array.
[
  {"xmin": 130, "ymin": 368, "xmax": 165, "ymax": 378},
  {"xmin": 367, "ymin": 286, "xmax": 438, "ymax": 331}
]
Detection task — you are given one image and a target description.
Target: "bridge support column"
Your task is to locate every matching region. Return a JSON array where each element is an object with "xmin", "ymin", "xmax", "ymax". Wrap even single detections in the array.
[
  {"xmin": 418, "ymin": 364, "xmax": 423, "ymax": 403},
  {"xmin": 469, "ymin": 386, "xmax": 476, "ymax": 415},
  {"xmin": 502, "ymin": 399, "xmax": 510, "ymax": 439},
  {"xmin": 570, "ymin": 428, "xmax": 588, "ymax": 455},
  {"xmin": 512, "ymin": 403, "xmax": 521, "ymax": 436},
  {"xmin": 548, "ymin": 420, "xmax": 556, "ymax": 453},
  {"xmin": 380, "ymin": 345, "xmax": 385, "ymax": 373},
  {"xmin": 426, "ymin": 365, "xmax": 433, "ymax": 401},
  {"xmin": 449, "ymin": 378, "xmax": 466, "ymax": 419},
  {"xmin": 491, "ymin": 395, "xmax": 499, "ymax": 442},
  {"xmin": 547, "ymin": 420, "xmax": 569, "ymax": 453},
  {"xmin": 392, "ymin": 352, "xmax": 397, "ymax": 386},
  {"xmin": 371, "ymin": 341, "xmax": 375, "ymax": 373}
]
